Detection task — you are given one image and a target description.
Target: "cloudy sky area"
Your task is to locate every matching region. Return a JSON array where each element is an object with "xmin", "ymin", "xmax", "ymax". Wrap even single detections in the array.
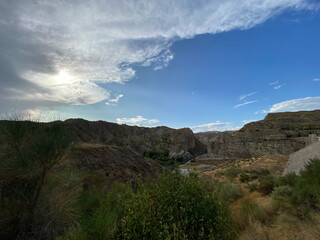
[{"xmin": 0, "ymin": 0, "xmax": 320, "ymax": 132}]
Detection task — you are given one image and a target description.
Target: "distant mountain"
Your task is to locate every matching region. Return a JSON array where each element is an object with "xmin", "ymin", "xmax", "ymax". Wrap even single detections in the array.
[
  {"xmin": 195, "ymin": 110, "xmax": 320, "ymax": 158},
  {"xmin": 0, "ymin": 119, "xmax": 206, "ymax": 183}
]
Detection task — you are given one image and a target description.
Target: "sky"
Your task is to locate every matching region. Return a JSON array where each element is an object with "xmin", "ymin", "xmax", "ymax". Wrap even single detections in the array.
[{"xmin": 0, "ymin": 0, "xmax": 320, "ymax": 132}]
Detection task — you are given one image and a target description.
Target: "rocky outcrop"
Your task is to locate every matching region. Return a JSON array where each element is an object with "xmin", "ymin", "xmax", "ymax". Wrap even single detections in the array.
[
  {"xmin": 194, "ymin": 131, "xmax": 233, "ymax": 144},
  {"xmin": 62, "ymin": 119, "xmax": 206, "ymax": 160},
  {"xmin": 210, "ymin": 131, "xmax": 308, "ymax": 158},
  {"xmin": 283, "ymin": 141, "xmax": 320, "ymax": 175},
  {"xmin": 71, "ymin": 143, "xmax": 162, "ymax": 184},
  {"xmin": 196, "ymin": 110, "xmax": 320, "ymax": 159}
]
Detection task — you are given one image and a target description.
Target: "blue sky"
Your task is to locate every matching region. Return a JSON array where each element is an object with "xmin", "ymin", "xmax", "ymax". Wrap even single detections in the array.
[{"xmin": 1, "ymin": 1, "xmax": 320, "ymax": 132}]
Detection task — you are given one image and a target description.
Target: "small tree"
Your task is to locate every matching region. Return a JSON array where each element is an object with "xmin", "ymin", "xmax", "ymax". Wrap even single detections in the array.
[{"xmin": 0, "ymin": 120, "xmax": 70, "ymax": 239}]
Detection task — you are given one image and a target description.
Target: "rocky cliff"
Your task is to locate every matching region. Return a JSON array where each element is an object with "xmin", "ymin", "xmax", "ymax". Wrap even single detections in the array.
[
  {"xmin": 70, "ymin": 143, "xmax": 162, "ymax": 185},
  {"xmin": 62, "ymin": 119, "xmax": 206, "ymax": 160},
  {"xmin": 0, "ymin": 118, "xmax": 206, "ymax": 161},
  {"xmin": 196, "ymin": 110, "xmax": 320, "ymax": 159}
]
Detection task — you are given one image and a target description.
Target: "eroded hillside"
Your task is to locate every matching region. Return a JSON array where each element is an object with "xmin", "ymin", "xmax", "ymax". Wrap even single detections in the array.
[{"xmin": 195, "ymin": 110, "xmax": 320, "ymax": 159}]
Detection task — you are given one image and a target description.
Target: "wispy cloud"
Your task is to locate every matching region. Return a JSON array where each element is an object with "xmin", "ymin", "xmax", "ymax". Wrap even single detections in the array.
[
  {"xmin": 269, "ymin": 81, "xmax": 279, "ymax": 85},
  {"xmin": 269, "ymin": 81, "xmax": 282, "ymax": 89},
  {"xmin": 234, "ymin": 100, "xmax": 258, "ymax": 108},
  {"xmin": 116, "ymin": 116, "xmax": 159, "ymax": 126},
  {"xmin": 239, "ymin": 92, "xmax": 257, "ymax": 101},
  {"xmin": 256, "ymin": 97, "xmax": 320, "ymax": 114},
  {"xmin": 105, "ymin": 94, "xmax": 124, "ymax": 106},
  {"xmin": 313, "ymin": 78, "xmax": 320, "ymax": 82},
  {"xmin": 269, "ymin": 97, "xmax": 320, "ymax": 112},
  {"xmin": 0, "ymin": 0, "xmax": 312, "ymax": 113},
  {"xmin": 191, "ymin": 121, "xmax": 241, "ymax": 133},
  {"xmin": 242, "ymin": 119, "xmax": 258, "ymax": 124}
]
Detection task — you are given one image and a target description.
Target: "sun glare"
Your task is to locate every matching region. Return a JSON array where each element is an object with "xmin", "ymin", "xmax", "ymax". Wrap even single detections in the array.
[{"xmin": 55, "ymin": 70, "xmax": 73, "ymax": 85}]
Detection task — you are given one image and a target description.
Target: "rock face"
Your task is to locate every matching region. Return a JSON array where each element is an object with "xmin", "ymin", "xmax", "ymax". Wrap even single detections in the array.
[
  {"xmin": 62, "ymin": 119, "xmax": 206, "ymax": 160},
  {"xmin": 283, "ymin": 141, "xmax": 320, "ymax": 175},
  {"xmin": 196, "ymin": 110, "xmax": 320, "ymax": 159},
  {"xmin": 72, "ymin": 143, "xmax": 162, "ymax": 184},
  {"xmin": 194, "ymin": 131, "xmax": 233, "ymax": 145}
]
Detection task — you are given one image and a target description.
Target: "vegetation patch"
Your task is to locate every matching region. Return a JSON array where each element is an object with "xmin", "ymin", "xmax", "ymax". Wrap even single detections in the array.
[
  {"xmin": 272, "ymin": 159, "xmax": 320, "ymax": 218},
  {"xmin": 143, "ymin": 150, "xmax": 185, "ymax": 168}
]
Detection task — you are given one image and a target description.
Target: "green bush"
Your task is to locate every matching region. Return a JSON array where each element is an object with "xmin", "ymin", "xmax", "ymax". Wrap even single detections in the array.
[
  {"xmin": 277, "ymin": 173, "xmax": 298, "ymax": 187},
  {"xmin": 249, "ymin": 169, "xmax": 270, "ymax": 181},
  {"xmin": 291, "ymin": 159, "xmax": 320, "ymax": 208},
  {"xmin": 143, "ymin": 150, "xmax": 185, "ymax": 168},
  {"xmin": 214, "ymin": 182, "xmax": 243, "ymax": 204},
  {"xmin": 116, "ymin": 170, "xmax": 235, "ymax": 240},
  {"xmin": 271, "ymin": 185, "xmax": 294, "ymax": 212},
  {"xmin": 257, "ymin": 174, "xmax": 275, "ymax": 195},
  {"xmin": 224, "ymin": 166, "xmax": 242, "ymax": 182},
  {"xmin": 271, "ymin": 159, "xmax": 320, "ymax": 217},
  {"xmin": 239, "ymin": 172, "xmax": 250, "ymax": 183},
  {"xmin": 245, "ymin": 183, "xmax": 258, "ymax": 192}
]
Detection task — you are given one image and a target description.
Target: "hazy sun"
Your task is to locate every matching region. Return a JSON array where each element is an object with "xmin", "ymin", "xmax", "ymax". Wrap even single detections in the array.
[{"xmin": 55, "ymin": 70, "xmax": 73, "ymax": 85}]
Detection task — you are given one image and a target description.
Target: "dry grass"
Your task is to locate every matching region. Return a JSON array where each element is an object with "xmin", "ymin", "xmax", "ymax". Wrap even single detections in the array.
[{"xmin": 200, "ymin": 155, "xmax": 320, "ymax": 240}]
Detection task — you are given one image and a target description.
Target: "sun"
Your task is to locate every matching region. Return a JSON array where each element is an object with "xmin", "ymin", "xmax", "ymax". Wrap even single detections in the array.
[{"xmin": 55, "ymin": 70, "xmax": 73, "ymax": 85}]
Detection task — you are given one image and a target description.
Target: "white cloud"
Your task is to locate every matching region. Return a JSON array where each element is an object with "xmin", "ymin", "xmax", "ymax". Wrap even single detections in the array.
[
  {"xmin": 268, "ymin": 97, "xmax": 320, "ymax": 112},
  {"xmin": 105, "ymin": 94, "xmax": 124, "ymax": 106},
  {"xmin": 269, "ymin": 81, "xmax": 279, "ymax": 85},
  {"xmin": 116, "ymin": 115, "xmax": 159, "ymax": 126},
  {"xmin": 0, "ymin": 0, "xmax": 312, "ymax": 108},
  {"xmin": 239, "ymin": 92, "xmax": 257, "ymax": 101},
  {"xmin": 234, "ymin": 100, "xmax": 258, "ymax": 108},
  {"xmin": 191, "ymin": 121, "xmax": 241, "ymax": 133},
  {"xmin": 242, "ymin": 119, "xmax": 258, "ymax": 124},
  {"xmin": 254, "ymin": 110, "xmax": 268, "ymax": 114},
  {"xmin": 269, "ymin": 81, "xmax": 282, "ymax": 90},
  {"xmin": 313, "ymin": 78, "xmax": 320, "ymax": 82}
]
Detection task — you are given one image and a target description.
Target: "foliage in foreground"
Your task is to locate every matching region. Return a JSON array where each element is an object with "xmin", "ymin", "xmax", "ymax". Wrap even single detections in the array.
[
  {"xmin": 0, "ymin": 120, "xmax": 72, "ymax": 239},
  {"xmin": 63, "ymin": 171, "xmax": 235, "ymax": 240},
  {"xmin": 116, "ymin": 170, "xmax": 235, "ymax": 240},
  {"xmin": 272, "ymin": 159, "xmax": 320, "ymax": 217}
]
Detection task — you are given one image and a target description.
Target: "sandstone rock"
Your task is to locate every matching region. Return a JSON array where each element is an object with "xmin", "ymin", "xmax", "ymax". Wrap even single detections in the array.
[{"xmin": 195, "ymin": 110, "xmax": 320, "ymax": 159}]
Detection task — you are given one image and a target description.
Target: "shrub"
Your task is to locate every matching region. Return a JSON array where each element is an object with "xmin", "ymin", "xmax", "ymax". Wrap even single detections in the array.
[
  {"xmin": 224, "ymin": 166, "xmax": 242, "ymax": 182},
  {"xmin": 257, "ymin": 174, "xmax": 275, "ymax": 195},
  {"xmin": 271, "ymin": 185, "xmax": 294, "ymax": 212},
  {"xmin": 245, "ymin": 183, "xmax": 258, "ymax": 192},
  {"xmin": 271, "ymin": 159, "xmax": 320, "ymax": 217},
  {"xmin": 291, "ymin": 159, "xmax": 320, "ymax": 208},
  {"xmin": 143, "ymin": 150, "xmax": 185, "ymax": 168},
  {"xmin": 277, "ymin": 173, "xmax": 298, "ymax": 187},
  {"xmin": 214, "ymin": 182, "xmax": 243, "ymax": 204},
  {"xmin": 249, "ymin": 169, "xmax": 270, "ymax": 181},
  {"xmin": 241, "ymin": 200, "xmax": 270, "ymax": 224},
  {"xmin": 0, "ymin": 121, "xmax": 71, "ymax": 239},
  {"xmin": 239, "ymin": 172, "xmax": 250, "ymax": 183},
  {"xmin": 116, "ymin": 170, "xmax": 235, "ymax": 240}
]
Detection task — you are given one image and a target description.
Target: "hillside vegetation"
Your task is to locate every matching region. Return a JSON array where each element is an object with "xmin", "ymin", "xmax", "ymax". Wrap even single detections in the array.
[{"xmin": 1, "ymin": 113, "xmax": 320, "ymax": 239}]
